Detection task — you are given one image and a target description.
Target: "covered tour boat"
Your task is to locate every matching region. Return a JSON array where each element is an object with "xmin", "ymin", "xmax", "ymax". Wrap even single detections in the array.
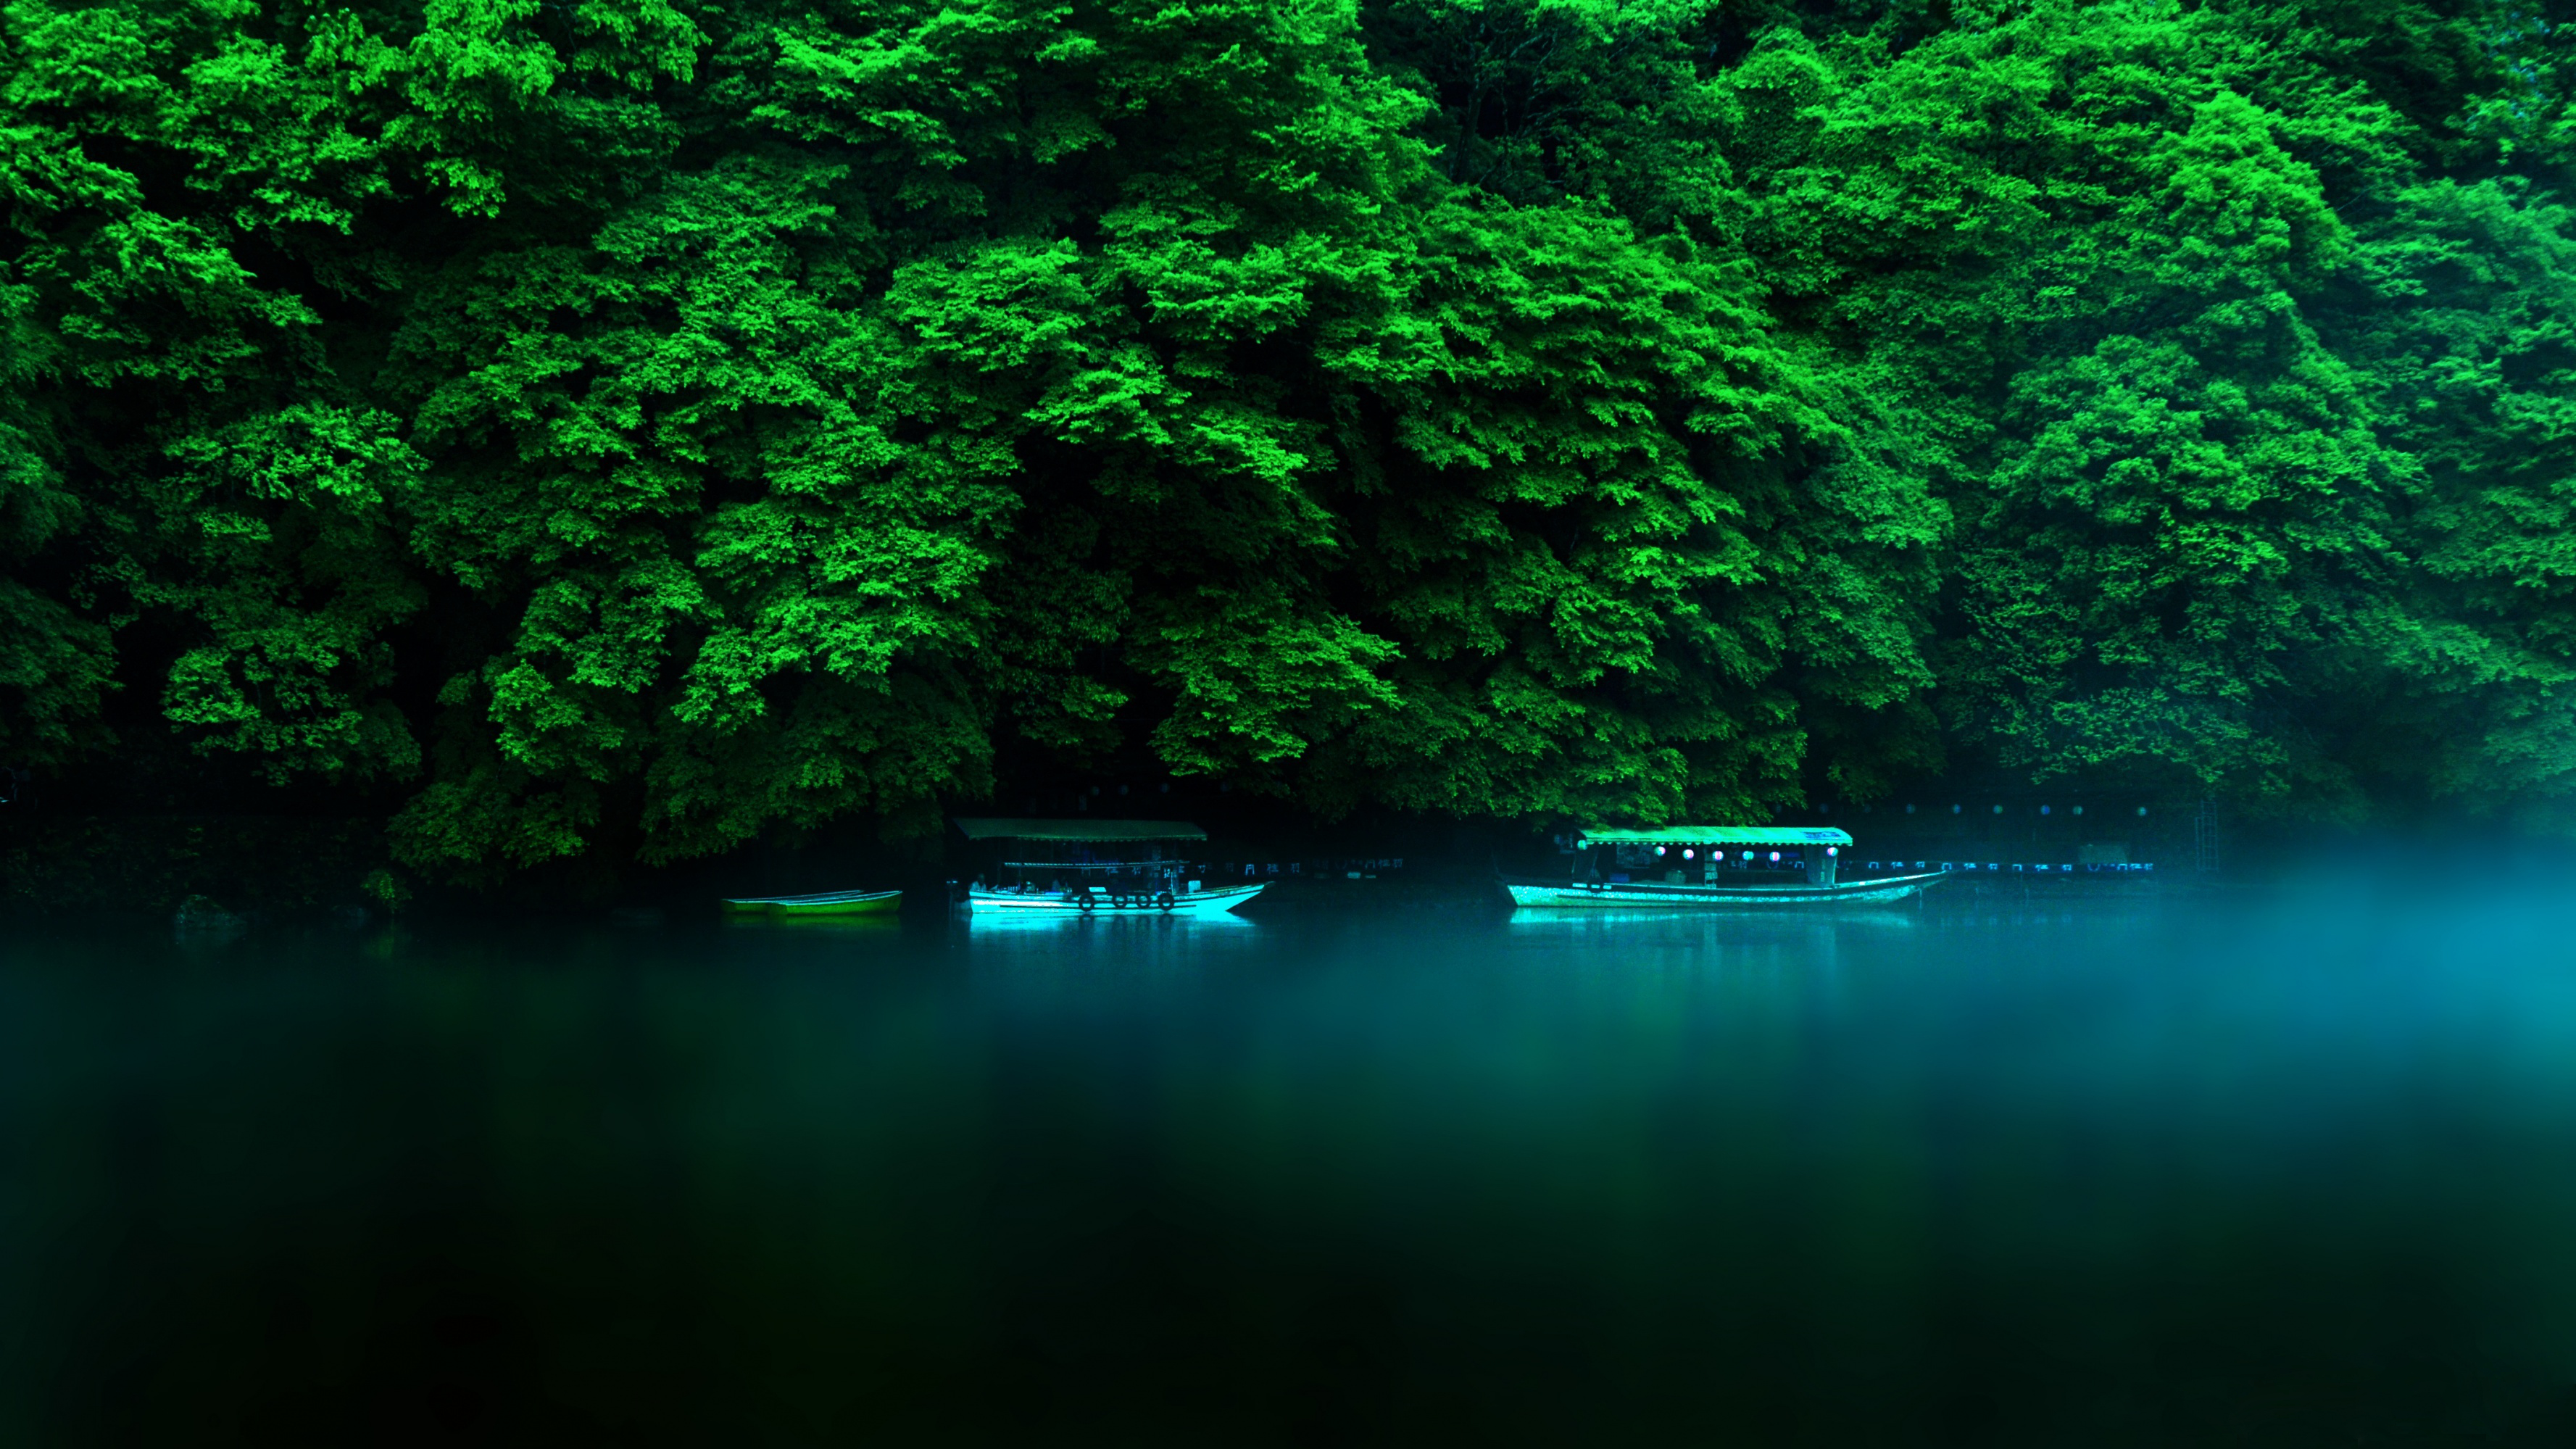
[
  {"xmin": 951, "ymin": 818, "xmax": 1266, "ymax": 916},
  {"xmin": 1503, "ymin": 826, "xmax": 1949, "ymax": 908}
]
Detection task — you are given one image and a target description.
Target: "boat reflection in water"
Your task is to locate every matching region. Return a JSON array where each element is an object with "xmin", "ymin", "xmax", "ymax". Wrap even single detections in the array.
[
  {"xmin": 1505, "ymin": 906, "xmax": 1921, "ymax": 931},
  {"xmin": 722, "ymin": 912, "xmax": 901, "ymax": 934}
]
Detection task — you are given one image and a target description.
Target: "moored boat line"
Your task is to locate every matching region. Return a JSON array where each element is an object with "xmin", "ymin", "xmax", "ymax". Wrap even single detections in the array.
[{"xmin": 723, "ymin": 821, "xmax": 1988, "ymax": 922}]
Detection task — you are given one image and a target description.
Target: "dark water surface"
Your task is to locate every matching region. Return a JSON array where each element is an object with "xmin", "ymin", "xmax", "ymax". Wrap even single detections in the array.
[{"xmin": 9, "ymin": 881, "xmax": 2576, "ymax": 1445}]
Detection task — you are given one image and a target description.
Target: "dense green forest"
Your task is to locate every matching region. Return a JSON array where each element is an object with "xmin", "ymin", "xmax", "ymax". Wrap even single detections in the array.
[{"xmin": 4, "ymin": 0, "xmax": 2574, "ymax": 878}]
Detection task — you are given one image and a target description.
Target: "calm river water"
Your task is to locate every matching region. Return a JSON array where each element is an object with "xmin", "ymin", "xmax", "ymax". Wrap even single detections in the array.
[{"xmin": 9, "ymin": 878, "xmax": 2576, "ymax": 1445}]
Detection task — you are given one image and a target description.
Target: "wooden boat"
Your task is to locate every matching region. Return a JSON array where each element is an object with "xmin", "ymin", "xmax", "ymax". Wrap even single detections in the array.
[
  {"xmin": 1501, "ymin": 826, "xmax": 1950, "ymax": 909},
  {"xmin": 951, "ymin": 818, "xmax": 1267, "ymax": 916},
  {"xmin": 720, "ymin": 889, "xmax": 902, "ymax": 917}
]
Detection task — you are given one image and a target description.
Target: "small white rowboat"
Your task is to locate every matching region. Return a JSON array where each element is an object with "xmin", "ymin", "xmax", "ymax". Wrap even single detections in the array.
[{"xmin": 721, "ymin": 888, "xmax": 902, "ymax": 917}]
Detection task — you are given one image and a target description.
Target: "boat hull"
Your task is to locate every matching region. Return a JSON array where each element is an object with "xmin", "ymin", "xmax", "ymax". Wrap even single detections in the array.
[
  {"xmin": 1504, "ymin": 872, "xmax": 1949, "ymax": 908},
  {"xmin": 724, "ymin": 889, "xmax": 902, "ymax": 916},
  {"xmin": 967, "ymin": 883, "xmax": 1267, "ymax": 916}
]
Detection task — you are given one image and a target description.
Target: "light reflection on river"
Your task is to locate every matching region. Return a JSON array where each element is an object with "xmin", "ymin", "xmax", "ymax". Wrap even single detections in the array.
[{"xmin": 7, "ymin": 880, "xmax": 2576, "ymax": 1444}]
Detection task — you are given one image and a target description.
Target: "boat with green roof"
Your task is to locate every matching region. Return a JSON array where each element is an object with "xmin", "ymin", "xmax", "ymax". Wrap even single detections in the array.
[{"xmin": 1503, "ymin": 826, "xmax": 1950, "ymax": 908}]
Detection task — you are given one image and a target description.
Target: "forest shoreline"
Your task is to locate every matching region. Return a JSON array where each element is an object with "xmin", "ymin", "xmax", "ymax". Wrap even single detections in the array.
[
  {"xmin": 0, "ymin": 799, "xmax": 2430, "ymax": 926},
  {"xmin": 9, "ymin": 1, "xmax": 2575, "ymax": 887}
]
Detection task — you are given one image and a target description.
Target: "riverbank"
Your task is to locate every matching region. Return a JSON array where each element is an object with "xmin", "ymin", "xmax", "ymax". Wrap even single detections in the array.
[
  {"xmin": 0, "ymin": 802, "xmax": 2462, "ymax": 929},
  {"xmin": 0, "ymin": 814, "xmax": 396, "ymax": 926}
]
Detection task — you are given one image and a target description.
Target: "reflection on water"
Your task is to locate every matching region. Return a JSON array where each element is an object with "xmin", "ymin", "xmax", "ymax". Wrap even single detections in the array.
[
  {"xmin": 961, "ymin": 909, "xmax": 1262, "ymax": 936},
  {"xmin": 1503, "ymin": 904, "xmax": 1923, "ymax": 926},
  {"xmin": 721, "ymin": 913, "xmax": 904, "ymax": 934},
  {"xmin": 9, "ymin": 883, "xmax": 2576, "ymax": 1443}
]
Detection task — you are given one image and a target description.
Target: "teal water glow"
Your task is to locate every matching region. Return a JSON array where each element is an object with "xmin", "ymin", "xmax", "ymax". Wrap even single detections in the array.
[{"xmin": 8, "ymin": 884, "xmax": 2576, "ymax": 1444}]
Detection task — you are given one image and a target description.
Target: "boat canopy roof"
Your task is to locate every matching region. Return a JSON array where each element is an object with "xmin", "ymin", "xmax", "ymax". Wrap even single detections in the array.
[
  {"xmin": 952, "ymin": 817, "xmax": 1208, "ymax": 843},
  {"xmin": 1579, "ymin": 825, "xmax": 1853, "ymax": 847}
]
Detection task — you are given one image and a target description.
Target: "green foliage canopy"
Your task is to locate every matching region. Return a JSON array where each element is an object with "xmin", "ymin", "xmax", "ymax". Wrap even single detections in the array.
[{"xmin": 4, "ymin": 0, "xmax": 2571, "ymax": 874}]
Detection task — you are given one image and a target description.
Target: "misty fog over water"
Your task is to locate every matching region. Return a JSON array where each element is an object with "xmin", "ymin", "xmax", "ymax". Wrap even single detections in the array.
[{"xmin": 9, "ymin": 868, "xmax": 2576, "ymax": 1444}]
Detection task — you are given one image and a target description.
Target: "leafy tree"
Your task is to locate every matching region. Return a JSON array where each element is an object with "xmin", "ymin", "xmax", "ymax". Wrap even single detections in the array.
[
  {"xmin": 2340, "ymin": 175, "xmax": 2576, "ymax": 826},
  {"xmin": 4, "ymin": 0, "xmax": 2573, "ymax": 883}
]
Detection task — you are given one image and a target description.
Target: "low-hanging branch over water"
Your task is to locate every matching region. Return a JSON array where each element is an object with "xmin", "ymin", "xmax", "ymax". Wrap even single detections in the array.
[{"xmin": 5, "ymin": 0, "xmax": 2574, "ymax": 881}]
